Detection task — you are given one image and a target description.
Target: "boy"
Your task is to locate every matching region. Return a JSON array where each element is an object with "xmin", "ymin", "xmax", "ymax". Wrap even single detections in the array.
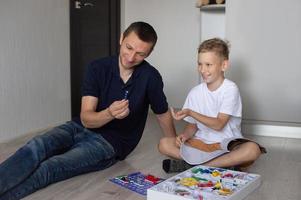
[{"xmin": 158, "ymin": 38, "xmax": 265, "ymax": 173}]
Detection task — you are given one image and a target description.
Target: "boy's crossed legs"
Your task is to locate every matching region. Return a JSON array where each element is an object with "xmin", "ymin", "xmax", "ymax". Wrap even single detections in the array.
[{"xmin": 158, "ymin": 136, "xmax": 262, "ymax": 173}]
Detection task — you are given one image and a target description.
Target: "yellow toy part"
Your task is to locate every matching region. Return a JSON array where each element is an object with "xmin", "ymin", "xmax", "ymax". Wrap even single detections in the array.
[
  {"xmin": 218, "ymin": 188, "xmax": 233, "ymax": 196},
  {"xmin": 180, "ymin": 177, "xmax": 199, "ymax": 187},
  {"xmin": 211, "ymin": 170, "xmax": 221, "ymax": 177},
  {"xmin": 214, "ymin": 181, "xmax": 222, "ymax": 189}
]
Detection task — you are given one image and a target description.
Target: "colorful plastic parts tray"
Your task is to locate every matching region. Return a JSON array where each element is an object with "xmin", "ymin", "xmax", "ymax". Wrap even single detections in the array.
[
  {"xmin": 147, "ymin": 165, "xmax": 261, "ymax": 200},
  {"xmin": 110, "ymin": 172, "xmax": 164, "ymax": 196}
]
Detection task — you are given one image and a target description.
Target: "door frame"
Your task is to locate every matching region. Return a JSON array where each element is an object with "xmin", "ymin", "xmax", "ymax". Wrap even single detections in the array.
[{"xmin": 69, "ymin": 0, "xmax": 120, "ymax": 118}]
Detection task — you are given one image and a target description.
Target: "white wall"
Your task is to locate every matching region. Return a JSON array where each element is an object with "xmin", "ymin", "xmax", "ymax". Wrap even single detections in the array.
[
  {"xmin": 226, "ymin": 0, "xmax": 301, "ymax": 137},
  {"xmin": 122, "ymin": 0, "xmax": 200, "ymax": 108},
  {"xmin": 0, "ymin": 0, "xmax": 70, "ymax": 142},
  {"xmin": 226, "ymin": 0, "xmax": 301, "ymax": 125}
]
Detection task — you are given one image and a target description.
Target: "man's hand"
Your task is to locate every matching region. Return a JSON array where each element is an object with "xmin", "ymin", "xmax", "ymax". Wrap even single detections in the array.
[
  {"xmin": 107, "ymin": 99, "xmax": 130, "ymax": 119},
  {"xmin": 170, "ymin": 107, "xmax": 191, "ymax": 121}
]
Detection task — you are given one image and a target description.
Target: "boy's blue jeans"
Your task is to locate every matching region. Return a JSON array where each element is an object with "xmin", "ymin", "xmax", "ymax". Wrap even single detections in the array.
[{"xmin": 0, "ymin": 121, "xmax": 116, "ymax": 200}]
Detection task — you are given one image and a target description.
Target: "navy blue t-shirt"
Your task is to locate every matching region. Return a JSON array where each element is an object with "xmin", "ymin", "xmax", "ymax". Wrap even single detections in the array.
[{"xmin": 73, "ymin": 56, "xmax": 168, "ymax": 160}]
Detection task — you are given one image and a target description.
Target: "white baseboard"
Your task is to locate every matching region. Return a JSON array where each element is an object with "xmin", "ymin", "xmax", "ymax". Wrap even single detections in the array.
[{"xmin": 242, "ymin": 123, "xmax": 301, "ymax": 139}]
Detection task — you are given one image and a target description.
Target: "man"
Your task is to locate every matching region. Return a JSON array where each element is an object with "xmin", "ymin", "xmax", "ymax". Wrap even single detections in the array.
[{"xmin": 0, "ymin": 21, "xmax": 176, "ymax": 200}]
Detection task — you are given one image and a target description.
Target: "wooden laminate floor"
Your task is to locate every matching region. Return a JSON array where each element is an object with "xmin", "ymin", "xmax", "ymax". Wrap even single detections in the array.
[{"xmin": 1, "ymin": 114, "xmax": 300, "ymax": 200}]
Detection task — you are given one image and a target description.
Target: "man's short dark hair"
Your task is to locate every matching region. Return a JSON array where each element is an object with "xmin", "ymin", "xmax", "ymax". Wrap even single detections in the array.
[{"xmin": 123, "ymin": 21, "xmax": 157, "ymax": 47}]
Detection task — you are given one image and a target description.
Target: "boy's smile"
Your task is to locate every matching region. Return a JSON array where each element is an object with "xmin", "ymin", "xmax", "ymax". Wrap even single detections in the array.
[{"xmin": 198, "ymin": 52, "xmax": 228, "ymax": 91}]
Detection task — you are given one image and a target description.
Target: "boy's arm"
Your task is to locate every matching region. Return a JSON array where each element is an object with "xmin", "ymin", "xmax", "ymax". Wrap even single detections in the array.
[
  {"xmin": 171, "ymin": 107, "xmax": 230, "ymax": 131},
  {"xmin": 189, "ymin": 110, "xmax": 230, "ymax": 131},
  {"xmin": 176, "ymin": 123, "xmax": 197, "ymax": 147},
  {"xmin": 181, "ymin": 122, "xmax": 198, "ymax": 139}
]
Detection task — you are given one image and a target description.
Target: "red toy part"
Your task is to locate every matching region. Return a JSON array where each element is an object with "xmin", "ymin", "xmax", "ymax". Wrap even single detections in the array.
[
  {"xmin": 145, "ymin": 174, "xmax": 161, "ymax": 184},
  {"xmin": 222, "ymin": 173, "xmax": 234, "ymax": 178},
  {"xmin": 197, "ymin": 181, "xmax": 214, "ymax": 187}
]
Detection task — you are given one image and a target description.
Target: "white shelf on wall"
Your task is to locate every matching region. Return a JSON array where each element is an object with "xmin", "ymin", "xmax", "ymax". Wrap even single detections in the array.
[
  {"xmin": 198, "ymin": 2, "xmax": 226, "ymax": 84},
  {"xmin": 199, "ymin": 4, "xmax": 225, "ymax": 11},
  {"xmin": 199, "ymin": 3, "xmax": 225, "ymax": 41}
]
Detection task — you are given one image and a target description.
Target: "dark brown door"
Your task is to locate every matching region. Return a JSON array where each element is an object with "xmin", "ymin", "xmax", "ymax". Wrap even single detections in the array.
[{"xmin": 70, "ymin": 0, "xmax": 120, "ymax": 118}]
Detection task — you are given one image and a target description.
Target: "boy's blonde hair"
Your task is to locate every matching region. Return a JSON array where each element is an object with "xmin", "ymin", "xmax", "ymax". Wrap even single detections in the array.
[{"xmin": 198, "ymin": 38, "xmax": 230, "ymax": 60}]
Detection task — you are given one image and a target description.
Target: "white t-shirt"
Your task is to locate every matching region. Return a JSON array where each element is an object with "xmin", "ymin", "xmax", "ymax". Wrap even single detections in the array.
[{"xmin": 183, "ymin": 79, "xmax": 242, "ymax": 144}]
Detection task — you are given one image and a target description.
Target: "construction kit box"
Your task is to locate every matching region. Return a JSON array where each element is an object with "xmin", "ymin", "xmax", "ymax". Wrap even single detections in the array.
[{"xmin": 147, "ymin": 165, "xmax": 261, "ymax": 200}]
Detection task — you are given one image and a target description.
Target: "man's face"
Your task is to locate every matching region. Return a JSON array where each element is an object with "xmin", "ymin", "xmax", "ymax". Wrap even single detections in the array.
[{"xmin": 119, "ymin": 32, "xmax": 154, "ymax": 70}]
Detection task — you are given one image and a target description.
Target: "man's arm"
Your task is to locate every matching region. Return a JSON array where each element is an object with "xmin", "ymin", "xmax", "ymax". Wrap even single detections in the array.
[
  {"xmin": 156, "ymin": 109, "xmax": 177, "ymax": 137},
  {"xmin": 80, "ymin": 96, "xmax": 129, "ymax": 128}
]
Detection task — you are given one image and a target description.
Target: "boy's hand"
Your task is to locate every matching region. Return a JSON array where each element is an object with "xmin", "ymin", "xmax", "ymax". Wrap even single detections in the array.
[
  {"xmin": 108, "ymin": 100, "xmax": 130, "ymax": 119},
  {"xmin": 176, "ymin": 134, "xmax": 189, "ymax": 148},
  {"xmin": 170, "ymin": 107, "xmax": 191, "ymax": 121}
]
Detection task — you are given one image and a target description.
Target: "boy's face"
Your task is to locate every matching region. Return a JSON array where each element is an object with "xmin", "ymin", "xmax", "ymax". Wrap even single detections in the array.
[
  {"xmin": 119, "ymin": 31, "xmax": 153, "ymax": 70},
  {"xmin": 198, "ymin": 52, "xmax": 228, "ymax": 88}
]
